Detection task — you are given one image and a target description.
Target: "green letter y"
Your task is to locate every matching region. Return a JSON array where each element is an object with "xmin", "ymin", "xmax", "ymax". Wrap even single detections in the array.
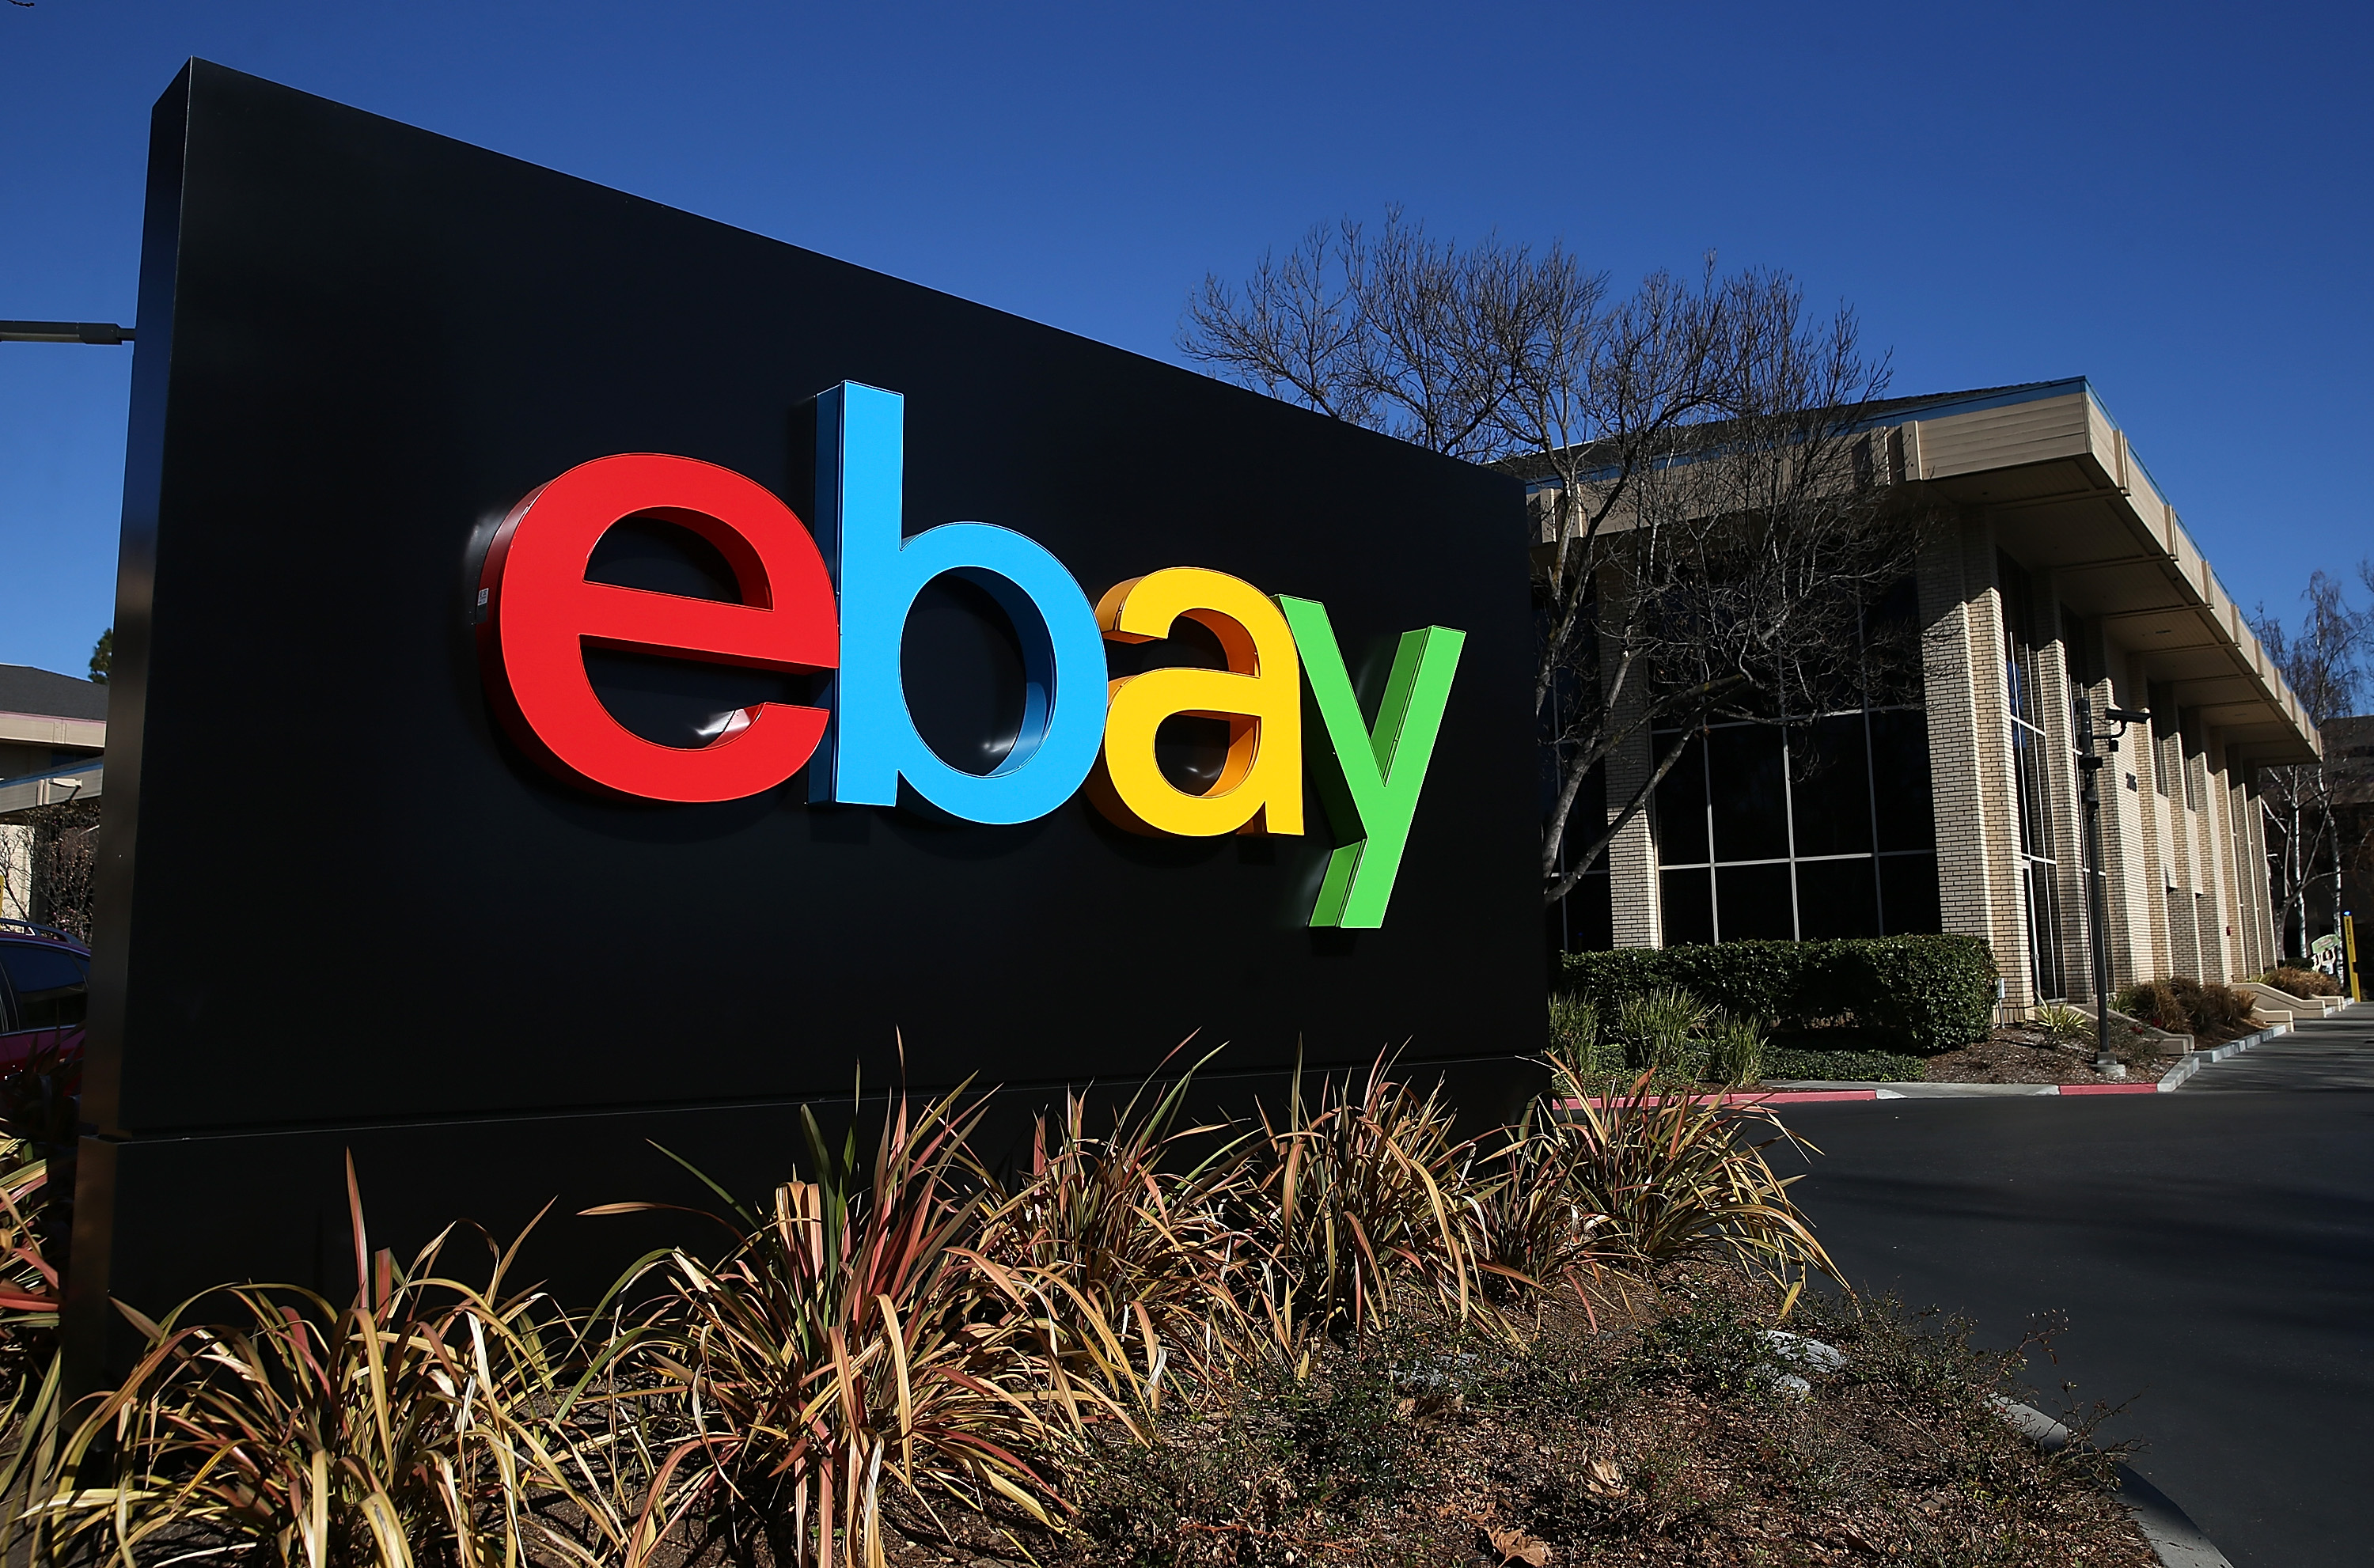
[{"xmin": 1278, "ymin": 596, "xmax": 1466, "ymax": 929}]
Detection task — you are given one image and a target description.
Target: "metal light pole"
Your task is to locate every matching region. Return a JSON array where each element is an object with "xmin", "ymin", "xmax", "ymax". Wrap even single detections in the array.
[
  {"xmin": 1, "ymin": 320, "xmax": 135, "ymax": 345},
  {"xmin": 2076, "ymin": 697, "xmax": 2151, "ymax": 1070}
]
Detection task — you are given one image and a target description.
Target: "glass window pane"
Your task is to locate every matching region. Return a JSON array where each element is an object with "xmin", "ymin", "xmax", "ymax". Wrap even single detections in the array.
[
  {"xmin": 1791, "ymin": 717, "xmax": 1873, "ymax": 858},
  {"xmin": 2026, "ymin": 860, "xmax": 2067, "ymax": 999},
  {"xmin": 1715, "ymin": 862, "xmax": 1795, "ymax": 942},
  {"xmin": 1877, "ymin": 854, "xmax": 1940, "ymax": 934},
  {"xmin": 0, "ymin": 941, "xmax": 87, "ymax": 1030},
  {"xmin": 1554, "ymin": 872, "xmax": 1614, "ymax": 953},
  {"xmin": 1652, "ymin": 731, "xmax": 1708, "ymax": 865},
  {"xmin": 1796, "ymin": 858, "xmax": 1881, "ymax": 940},
  {"xmin": 1869, "ymin": 710, "xmax": 1935, "ymax": 853},
  {"xmin": 1864, "ymin": 576, "xmax": 1925, "ymax": 707},
  {"xmin": 1550, "ymin": 763, "xmax": 1608, "ymax": 872},
  {"xmin": 1659, "ymin": 867, "xmax": 1714, "ymax": 947},
  {"xmin": 1708, "ymin": 725, "xmax": 1788, "ymax": 862}
]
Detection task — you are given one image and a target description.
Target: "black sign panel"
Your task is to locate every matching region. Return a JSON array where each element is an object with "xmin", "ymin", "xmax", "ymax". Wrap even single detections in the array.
[{"xmin": 70, "ymin": 62, "xmax": 1539, "ymax": 1356}]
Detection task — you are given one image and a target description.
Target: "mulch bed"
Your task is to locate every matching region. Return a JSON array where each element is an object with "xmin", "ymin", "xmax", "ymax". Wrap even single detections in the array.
[
  {"xmin": 878, "ymin": 1265, "xmax": 2158, "ymax": 1567},
  {"xmin": 1921, "ymin": 1028, "xmax": 2179, "ymax": 1085}
]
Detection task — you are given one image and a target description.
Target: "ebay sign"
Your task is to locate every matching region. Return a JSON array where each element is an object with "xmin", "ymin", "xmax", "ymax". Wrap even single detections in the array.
[{"xmin": 479, "ymin": 383, "xmax": 1464, "ymax": 927}]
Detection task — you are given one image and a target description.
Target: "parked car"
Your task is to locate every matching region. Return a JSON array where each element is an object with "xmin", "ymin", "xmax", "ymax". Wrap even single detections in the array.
[{"xmin": 0, "ymin": 921, "xmax": 89, "ymax": 1074}]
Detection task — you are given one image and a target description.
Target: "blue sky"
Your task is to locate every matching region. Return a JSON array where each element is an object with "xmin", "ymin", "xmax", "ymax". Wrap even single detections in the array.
[{"xmin": 3, "ymin": 0, "xmax": 2368, "ymax": 680}]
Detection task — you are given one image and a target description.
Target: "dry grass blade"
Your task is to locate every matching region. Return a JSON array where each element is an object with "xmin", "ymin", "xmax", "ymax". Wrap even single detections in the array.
[
  {"xmin": 1242, "ymin": 1055, "xmax": 1496, "ymax": 1355},
  {"xmin": 590, "ymin": 1081, "xmax": 1095, "ymax": 1568},
  {"xmin": 972, "ymin": 1045, "xmax": 1253, "ymax": 1393},
  {"xmin": 1550, "ymin": 1056, "xmax": 1838, "ymax": 1301},
  {"xmin": 1470, "ymin": 1099, "xmax": 1611, "ymax": 1298},
  {"xmin": 0, "ymin": 1154, "xmax": 66, "ymax": 1566},
  {"xmin": 28, "ymin": 1154, "xmax": 606, "ymax": 1568}
]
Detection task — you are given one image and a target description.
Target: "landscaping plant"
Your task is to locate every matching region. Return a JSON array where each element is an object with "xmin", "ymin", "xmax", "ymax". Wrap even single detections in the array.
[
  {"xmin": 1541, "ymin": 1041, "xmax": 1837, "ymax": 1303},
  {"xmin": 6, "ymin": 1039, "xmax": 2168, "ymax": 1566},
  {"xmin": 2263, "ymin": 963, "xmax": 2340, "ymax": 998},
  {"xmin": 1561, "ymin": 934, "xmax": 1999, "ymax": 1054},
  {"xmin": 1240, "ymin": 1059, "xmax": 1485, "ymax": 1358},
  {"xmin": 0, "ymin": 1152, "xmax": 63, "ymax": 1568},
  {"xmin": 2118, "ymin": 976, "xmax": 2258, "ymax": 1039},
  {"xmin": 27, "ymin": 1157, "xmax": 597, "ymax": 1568},
  {"xmin": 1469, "ymin": 1096, "xmax": 1614, "ymax": 1299},
  {"xmin": 1607, "ymin": 987, "xmax": 1711, "ymax": 1080},
  {"xmin": 1758, "ymin": 1044, "xmax": 1926, "ymax": 1081},
  {"xmin": 2168, "ymin": 977, "xmax": 2254, "ymax": 1035},
  {"xmin": 973, "ymin": 1055, "xmax": 1250, "ymax": 1385},
  {"xmin": 2032, "ymin": 1002, "xmax": 2095, "ymax": 1043},
  {"xmin": 582, "ymin": 1088, "xmax": 1106, "ymax": 1568},
  {"xmin": 2114, "ymin": 979, "xmax": 2186, "ymax": 1033},
  {"xmin": 1545, "ymin": 996, "xmax": 1610, "ymax": 1077},
  {"xmin": 1699, "ymin": 1009, "xmax": 1765, "ymax": 1087}
]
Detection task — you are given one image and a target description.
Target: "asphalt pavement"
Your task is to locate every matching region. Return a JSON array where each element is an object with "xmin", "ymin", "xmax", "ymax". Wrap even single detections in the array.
[{"xmin": 1769, "ymin": 1006, "xmax": 2374, "ymax": 1568}]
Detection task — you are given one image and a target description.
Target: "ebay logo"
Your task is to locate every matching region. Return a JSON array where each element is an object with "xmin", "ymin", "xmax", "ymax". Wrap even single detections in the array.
[{"xmin": 477, "ymin": 383, "xmax": 1464, "ymax": 927}]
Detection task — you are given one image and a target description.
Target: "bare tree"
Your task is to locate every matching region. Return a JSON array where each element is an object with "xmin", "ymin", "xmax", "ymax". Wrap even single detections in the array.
[
  {"xmin": 1183, "ymin": 216, "xmax": 1923, "ymax": 907},
  {"xmin": 2250, "ymin": 566, "xmax": 2371, "ymax": 958},
  {"xmin": 2, "ymin": 801, "xmax": 100, "ymax": 941}
]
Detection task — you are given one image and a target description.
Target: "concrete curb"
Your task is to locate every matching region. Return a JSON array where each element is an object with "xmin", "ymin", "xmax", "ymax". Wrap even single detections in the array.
[
  {"xmin": 1991, "ymin": 1398, "xmax": 2233, "ymax": 1568},
  {"xmin": 1754, "ymin": 1081, "xmax": 2156, "ymax": 1101},
  {"xmin": 2152, "ymin": 1021, "xmax": 2289, "ymax": 1090}
]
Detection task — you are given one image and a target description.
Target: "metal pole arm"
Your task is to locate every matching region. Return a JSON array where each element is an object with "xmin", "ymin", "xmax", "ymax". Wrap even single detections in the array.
[{"xmin": 1, "ymin": 320, "xmax": 135, "ymax": 344}]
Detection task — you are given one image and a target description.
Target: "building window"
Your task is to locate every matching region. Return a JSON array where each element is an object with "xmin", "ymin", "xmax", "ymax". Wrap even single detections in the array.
[
  {"xmin": 1649, "ymin": 708, "xmax": 1938, "ymax": 945},
  {"xmin": 2000, "ymin": 554, "xmax": 2069, "ymax": 1000},
  {"xmin": 1545, "ymin": 756, "xmax": 1614, "ymax": 955}
]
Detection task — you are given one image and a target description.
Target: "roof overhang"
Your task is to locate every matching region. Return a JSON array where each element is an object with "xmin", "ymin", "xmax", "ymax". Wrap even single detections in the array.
[
  {"xmin": 0, "ymin": 759, "xmax": 104, "ymax": 817},
  {"xmin": 1898, "ymin": 382, "xmax": 2318, "ymax": 768},
  {"xmin": 0, "ymin": 711, "xmax": 105, "ymax": 752}
]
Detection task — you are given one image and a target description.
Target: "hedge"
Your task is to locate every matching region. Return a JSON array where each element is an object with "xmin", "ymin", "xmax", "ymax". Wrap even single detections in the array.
[
  {"xmin": 1557, "ymin": 935, "xmax": 1997, "ymax": 1055},
  {"xmin": 1762, "ymin": 1046, "xmax": 1929, "ymax": 1082}
]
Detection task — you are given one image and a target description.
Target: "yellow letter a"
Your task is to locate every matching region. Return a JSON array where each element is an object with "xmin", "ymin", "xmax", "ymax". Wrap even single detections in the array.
[{"xmin": 1090, "ymin": 568, "xmax": 1303, "ymax": 837}]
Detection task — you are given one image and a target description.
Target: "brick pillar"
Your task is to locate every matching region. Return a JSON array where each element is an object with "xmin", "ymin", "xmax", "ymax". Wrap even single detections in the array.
[
  {"xmin": 2034, "ymin": 584, "xmax": 2088, "ymax": 1002},
  {"xmin": 2243, "ymin": 780, "xmax": 2276, "ymax": 973},
  {"xmin": 2134, "ymin": 679, "xmax": 2175, "ymax": 981},
  {"xmin": 2198, "ymin": 747, "xmax": 2235, "ymax": 982},
  {"xmin": 2096, "ymin": 650, "xmax": 2149, "ymax": 988},
  {"xmin": 1601, "ymin": 631, "xmax": 1661, "ymax": 949},
  {"xmin": 1919, "ymin": 517, "xmax": 2025, "ymax": 1013}
]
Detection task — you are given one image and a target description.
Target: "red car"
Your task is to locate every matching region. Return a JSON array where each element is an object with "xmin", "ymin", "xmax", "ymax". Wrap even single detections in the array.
[{"xmin": 0, "ymin": 922, "xmax": 89, "ymax": 1074}]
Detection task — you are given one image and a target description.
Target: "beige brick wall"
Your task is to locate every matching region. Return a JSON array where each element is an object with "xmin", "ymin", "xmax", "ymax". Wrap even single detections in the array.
[
  {"xmin": 1572, "ymin": 509, "xmax": 2289, "ymax": 991},
  {"xmin": 1911, "ymin": 529, "xmax": 2285, "ymax": 1007}
]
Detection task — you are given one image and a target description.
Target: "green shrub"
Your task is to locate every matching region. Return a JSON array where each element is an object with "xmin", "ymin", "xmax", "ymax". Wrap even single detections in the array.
[
  {"xmin": 1559, "ymin": 935, "xmax": 1997, "ymax": 1055},
  {"xmin": 1545, "ymin": 996, "xmax": 1614, "ymax": 1078},
  {"xmin": 2031, "ymin": 1002, "xmax": 2094, "ymax": 1043},
  {"xmin": 1610, "ymin": 987, "xmax": 1711, "ymax": 1078},
  {"xmin": 1760, "ymin": 1045, "xmax": 1927, "ymax": 1082},
  {"xmin": 1702, "ymin": 1010, "xmax": 1766, "ymax": 1088}
]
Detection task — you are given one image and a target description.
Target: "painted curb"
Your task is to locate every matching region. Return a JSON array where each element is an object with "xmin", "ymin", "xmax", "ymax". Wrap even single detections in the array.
[{"xmin": 1991, "ymin": 1398, "xmax": 2233, "ymax": 1568}]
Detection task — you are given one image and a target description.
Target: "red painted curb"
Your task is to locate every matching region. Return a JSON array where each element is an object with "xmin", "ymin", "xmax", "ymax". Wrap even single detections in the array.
[
  {"xmin": 1561, "ymin": 1089, "xmax": 1880, "ymax": 1111},
  {"xmin": 2057, "ymin": 1082, "xmax": 2160, "ymax": 1095}
]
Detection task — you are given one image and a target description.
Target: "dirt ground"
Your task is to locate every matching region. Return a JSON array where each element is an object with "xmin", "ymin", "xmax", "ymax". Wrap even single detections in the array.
[
  {"xmin": 1921, "ymin": 1027, "xmax": 2181, "ymax": 1085},
  {"xmin": 875, "ymin": 1267, "xmax": 2160, "ymax": 1568}
]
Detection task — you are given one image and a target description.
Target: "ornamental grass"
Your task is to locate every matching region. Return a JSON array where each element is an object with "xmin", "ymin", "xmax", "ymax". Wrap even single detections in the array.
[
  {"xmin": 1, "ymin": 1041, "xmax": 1854, "ymax": 1567},
  {"xmin": 20, "ymin": 1157, "xmax": 600, "ymax": 1568}
]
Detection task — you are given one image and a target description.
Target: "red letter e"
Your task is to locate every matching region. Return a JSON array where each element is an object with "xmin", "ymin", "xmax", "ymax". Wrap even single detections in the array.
[{"xmin": 478, "ymin": 453, "xmax": 837, "ymax": 802}]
